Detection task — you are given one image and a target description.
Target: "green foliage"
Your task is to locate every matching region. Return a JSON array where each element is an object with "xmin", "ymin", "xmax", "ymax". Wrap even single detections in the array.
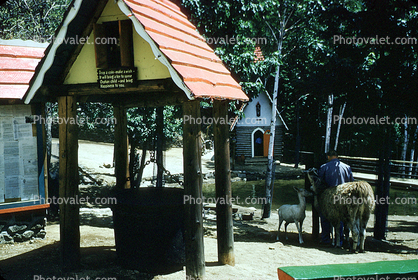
[
  {"xmin": 127, "ymin": 106, "xmax": 183, "ymax": 149},
  {"xmin": 1, "ymin": 0, "xmax": 417, "ymax": 158},
  {"xmin": 0, "ymin": 0, "xmax": 71, "ymax": 41},
  {"xmin": 77, "ymin": 103, "xmax": 115, "ymax": 142},
  {"xmin": 183, "ymin": 0, "xmax": 418, "ymax": 159}
]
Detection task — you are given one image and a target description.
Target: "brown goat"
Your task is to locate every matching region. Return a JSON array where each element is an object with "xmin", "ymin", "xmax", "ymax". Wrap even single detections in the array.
[{"xmin": 307, "ymin": 168, "xmax": 375, "ymax": 253}]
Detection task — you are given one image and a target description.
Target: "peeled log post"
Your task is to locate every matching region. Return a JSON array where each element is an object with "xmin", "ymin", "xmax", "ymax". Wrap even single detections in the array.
[
  {"xmin": 213, "ymin": 100, "xmax": 235, "ymax": 266},
  {"xmin": 58, "ymin": 95, "xmax": 80, "ymax": 270},
  {"xmin": 113, "ymin": 105, "xmax": 130, "ymax": 189},
  {"xmin": 183, "ymin": 100, "xmax": 205, "ymax": 278}
]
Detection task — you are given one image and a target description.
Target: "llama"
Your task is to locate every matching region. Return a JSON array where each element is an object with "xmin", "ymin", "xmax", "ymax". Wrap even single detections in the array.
[
  {"xmin": 307, "ymin": 168, "xmax": 375, "ymax": 253},
  {"xmin": 277, "ymin": 187, "xmax": 312, "ymax": 244}
]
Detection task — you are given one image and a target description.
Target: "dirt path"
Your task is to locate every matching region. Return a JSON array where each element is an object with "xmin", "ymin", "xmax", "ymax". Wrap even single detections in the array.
[
  {"xmin": 1, "ymin": 140, "xmax": 416, "ymax": 279},
  {"xmin": 52, "ymin": 138, "xmax": 215, "ymax": 186},
  {"xmin": 1, "ymin": 209, "xmax": 417, "ymax": 280}
]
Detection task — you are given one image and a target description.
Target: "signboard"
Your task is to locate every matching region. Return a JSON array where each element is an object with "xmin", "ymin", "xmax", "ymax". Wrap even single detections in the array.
[
  {"xmin": 0, "ymin": 105, "xmax": 38, "ymax": 203},
  {"xmin": 97, "ymin": 68, "xmax": 137, "ymax": 89}
]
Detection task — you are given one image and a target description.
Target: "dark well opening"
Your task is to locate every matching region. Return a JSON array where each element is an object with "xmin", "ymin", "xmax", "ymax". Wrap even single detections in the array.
[{"xmin": 111, "ymin": 187, "xmax": 185, "ymax": 272}]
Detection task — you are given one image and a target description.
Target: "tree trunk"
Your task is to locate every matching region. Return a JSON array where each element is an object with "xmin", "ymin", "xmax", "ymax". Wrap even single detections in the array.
[
  {"xmin": 334, "ymin": 102, "xmax": 346, "ymax": 151},
  {"xmin": 374, "ymin": 128, "xmax": 391, "ymax": 240},
  {"xmin": 401, "ymin": 116, "xmax": 408, "ymax": 177},
  {"xmin": 324, "ymin": 94, "xmax": 333, "ymax": 153},
  {"xmin": 294, "ymin": 98, "xmax": 300, "ymax": 168},
  {"xmin": 409, "ymin": 125, "xmax": 418, "ymax": 178},
  {"xmin": 262, "ymin": 53, "xmax": 280, "ymax": 219},
  {"xmin": 129, "ymin": 136, "xmax": 136, "ymax": 187},
  {"xmin": 262, "ymin": 8, "xmax": 295, "ymax": 218},
  {"xmin": 136, "ymin": 145, "xmax": 147, "ymax": 186},
  {"xmin": 113, "ymin": 105, "xmax": 130, "ymax": 189}
]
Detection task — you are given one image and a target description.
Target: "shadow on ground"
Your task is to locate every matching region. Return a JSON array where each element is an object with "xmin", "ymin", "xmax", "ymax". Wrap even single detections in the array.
[
  {"xmin": 228, "ymin": 218, "xmax": 418, "ymax": 255},
  {"xmin": 0, "ymin": 243, "xmax": 182, "ymax": 280}
]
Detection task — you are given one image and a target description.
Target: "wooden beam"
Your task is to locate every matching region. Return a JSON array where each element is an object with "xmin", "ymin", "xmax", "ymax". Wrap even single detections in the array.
[
  {"xmin": 44, "ymin": 79, "xmax": 180, "ymax": 96},
  {"xmin": 213, "ymin": 100, "xmax": 235, "ymax": 266},
  {"xmin": 58, "ymin": 95, "xmax": 80, "ymax": 270},
  {"xmin": 0, "ymin": 204, "xmax": 50, "ymax": 215},
  {"xmin": 119, "ymin": 20, "xmax": 134, "ymax": 67},
  {"xmin": 113, "ymin": 105, "xmax": 130, "ymax": 189},
  {"xmin": 183, "ymin": 100, "xmax": 205, "ymax": 278},
  {"xmin": 93, "ymin": 23, "xmax": 108, "ymax": 69}
]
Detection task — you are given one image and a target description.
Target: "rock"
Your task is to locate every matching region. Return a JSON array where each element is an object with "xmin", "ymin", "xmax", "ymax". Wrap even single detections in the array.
[
  {"xmin": 7, "ymin": 224, "xmax": 27, "ymax": 235},
  {"xmin": 1, "ymin": 231, "xmax": 13, "ymax": 241},
  {"xmin": 22, "ymin": 230, "xmax": 35, "ymax": 241},
  {"xmin": 242, "ymin": 212, "xmax": 254, "ymax": 220},
  {"xmin": 204, "ymin": 172, "xmax": 215, "ymax": 180},
  {"xmin": 31, "ymin": 224, "xmax": 44, "ymax": 230},
  {"xmin": 35, "ymin": 230, "xmax": 46, "ymax": 239},
  {"xmin": 13, "ymin": 233, "xmax": 23, "ymax": 242}
]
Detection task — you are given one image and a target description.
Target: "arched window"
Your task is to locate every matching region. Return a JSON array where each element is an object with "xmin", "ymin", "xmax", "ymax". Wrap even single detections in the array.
[{"xmin": 256, "ymin": 102, "xmax": 261, "ymax": 117}]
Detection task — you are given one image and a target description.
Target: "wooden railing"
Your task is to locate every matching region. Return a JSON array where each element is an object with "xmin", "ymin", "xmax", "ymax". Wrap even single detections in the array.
[{"xmin": 339, "ymin": 155, "xmax": 418, "ymax": 180}]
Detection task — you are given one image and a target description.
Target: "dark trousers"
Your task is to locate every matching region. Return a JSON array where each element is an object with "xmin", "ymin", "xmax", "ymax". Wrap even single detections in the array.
[{"xmin": 320, "ymin": 214, "xmax": 344, "ymax": 246}]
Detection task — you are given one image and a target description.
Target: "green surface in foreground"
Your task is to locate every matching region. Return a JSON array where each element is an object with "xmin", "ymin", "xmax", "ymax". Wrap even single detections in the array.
[
  {"xmin": 202, "ymin": 179, "xmax": 417, "ymax": 216},
  {"xmin": 278, "ymin": 259, "xmax": 418, "ymax": 280}
]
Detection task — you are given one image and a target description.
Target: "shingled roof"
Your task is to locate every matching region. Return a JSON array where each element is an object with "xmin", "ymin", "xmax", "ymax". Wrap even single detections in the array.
[
  {"xmin": 24, "ymin": 0, "xmax": 249, "ymax": 103},
  {"xmin": 0, "ymin": 41, "xmax": 45, "ymax": 100}
]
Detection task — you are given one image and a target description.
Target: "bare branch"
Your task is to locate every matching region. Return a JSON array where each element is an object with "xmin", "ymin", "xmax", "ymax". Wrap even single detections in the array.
[
  {"xmin": 283, "ymin": 8, "xmax": 295, "ymax": 28},
  {"xmin": 282, "ymin": 45, "xmax": 297, "ymax": 58},
  {"xmin": 265, "ymin": 20, "xmax": 279, "ymax": 44},
  {"xmin": 286, "ymin": 18, "xmax": 302, "ymax": 33}
]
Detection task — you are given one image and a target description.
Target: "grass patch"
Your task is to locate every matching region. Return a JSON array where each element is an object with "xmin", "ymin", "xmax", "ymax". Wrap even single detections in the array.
[
  {"xmin": 203, "ymin": 179, "xmax": 417, "ymax": 216},
  {"xmin": 202, "ymin": 179, "xmax": 307, "ymax": 212}
]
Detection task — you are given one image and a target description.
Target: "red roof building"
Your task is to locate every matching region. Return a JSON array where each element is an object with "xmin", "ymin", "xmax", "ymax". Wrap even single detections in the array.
[
  {"xmin": 24, "ymin": 0, "xmax": 248, "ymax": 103},
  {"xmin": 0, "ymin": 42, "xmax": 45, "ymax": 100}
]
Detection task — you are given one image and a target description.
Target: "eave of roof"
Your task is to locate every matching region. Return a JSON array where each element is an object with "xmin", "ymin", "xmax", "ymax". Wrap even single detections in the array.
[
  {"xmin": 0, "ymin": 41, "xmax": 46, "ymax": 100},
  {"xmin": 24, "ymin": 0, "xmax": 249, "ymax": 104}
]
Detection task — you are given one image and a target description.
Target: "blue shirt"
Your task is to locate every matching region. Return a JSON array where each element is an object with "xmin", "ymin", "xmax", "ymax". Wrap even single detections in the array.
[{"xmin": 318, "ymin": 158, "xmax": 354, "ymax": 188}]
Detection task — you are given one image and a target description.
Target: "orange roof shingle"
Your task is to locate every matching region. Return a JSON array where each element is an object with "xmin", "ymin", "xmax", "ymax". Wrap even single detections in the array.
[
  {"xmin": 0, "ymin": 45, "xmax": 45, "ymax": 99},
  {"xmin": 124, "ymin": 0, "xmax": 248, "ymax": 101}
]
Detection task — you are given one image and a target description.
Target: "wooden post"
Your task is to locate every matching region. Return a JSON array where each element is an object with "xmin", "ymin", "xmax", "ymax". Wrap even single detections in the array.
[
  {"xmin": 58, "ymin": 96, "xmax": 80, "ymax": 270},
  {"xmin": 156, "ymin": 106, "xmax": 164, "ymax": 188},
  {"xmin": 113, "ymin": 105, "xmax": 130, "ymax": 189},
  {"xmin": 183, "ymin": 100, "xmax": 205, "ymax": 278},
  {"xmin": 213, "ymin": 100, "xmax": 235, "ymax": 266}
]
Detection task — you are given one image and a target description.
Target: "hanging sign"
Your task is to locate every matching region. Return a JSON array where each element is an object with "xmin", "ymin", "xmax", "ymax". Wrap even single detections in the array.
[{"xmin": 97, "ymin": 68, "xmax": 137, "ymax": 89}]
